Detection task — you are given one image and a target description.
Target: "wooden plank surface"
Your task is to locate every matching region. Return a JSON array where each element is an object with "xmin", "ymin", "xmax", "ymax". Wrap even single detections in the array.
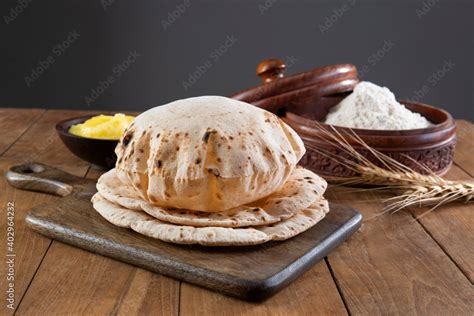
[
  {"xmin": 0, "ymin": 110, "xmax": 94, "ymax": 314},
  {"xmin": 1, "ymin": 109, "xmax": 473, "ymax": 316},
  {"xmin": 180, "ymin": 261, "xmax": 348, "ymax": 316},
  {"xmin": 0, "ymin": 108, "xmax": 44, "ymax": 155},
  {"xmin": 454, "ymin": 120, "xmax": 474, "ymax": 176},
  {"xmin": 2, "ymin": 109, "xmax": 97, "ymax": 166},
  {"xmin": 15, "ymin": 242, "xmax": 180, "ymax": 316},
  {"xmin": 326, "ymin": 188, "xmax": 474, "ymax": 315},
  {"xmin": 411, "ymin": 165, "xmax": 474, "ymax": 283}
]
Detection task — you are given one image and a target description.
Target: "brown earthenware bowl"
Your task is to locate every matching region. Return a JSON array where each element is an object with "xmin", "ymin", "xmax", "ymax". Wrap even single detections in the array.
[
  {"xmin": 231, "ymin": 59, "xmax": 457, "ymax": 180},
  {"xmin": 283, "ymin": 99, "xmax": 456, "ymax": 180},
  {"xmin": 56, "ymin": 115, "xmax": 119, "ymax": 170}
]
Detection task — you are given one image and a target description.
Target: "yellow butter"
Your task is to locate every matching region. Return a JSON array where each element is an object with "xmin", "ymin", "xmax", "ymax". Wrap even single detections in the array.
[{"xmin": 69, "ymin": 113, "xmax": 134, "ymax": 140}]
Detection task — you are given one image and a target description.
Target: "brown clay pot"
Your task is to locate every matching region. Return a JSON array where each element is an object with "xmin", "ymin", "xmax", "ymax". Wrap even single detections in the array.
[
  {"xmin": 283, "ymin": 101, "xmax": 456, "ymax": 179},
  {"xmin": 230, "ymin": 59, "xmax": 456, "ymax": 179}
]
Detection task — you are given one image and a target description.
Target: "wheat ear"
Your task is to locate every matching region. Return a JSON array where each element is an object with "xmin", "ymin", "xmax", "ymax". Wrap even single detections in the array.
[{"xmin": 305, "ymin": 122, "xmax": 473, "ymax": 215}]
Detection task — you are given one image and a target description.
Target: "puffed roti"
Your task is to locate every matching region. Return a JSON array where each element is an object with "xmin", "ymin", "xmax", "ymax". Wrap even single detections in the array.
[{"xmin": 113, "ymin": 96, "xmax": 305, "ymax": 212}]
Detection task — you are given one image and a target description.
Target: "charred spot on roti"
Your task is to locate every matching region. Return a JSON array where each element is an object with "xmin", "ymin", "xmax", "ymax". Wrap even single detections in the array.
[
  {"xmin": 208, "ymin": 168, "xmax": 220, "ymax": 177},
  {"xmin": 216, "ymin": 157, "xmax": 222, "ymax": 163},
  {"xmin": 202, "ymin": 129, "xmax": 216, "ymax": 143},
  {"xmin": 156, "ymin": 133, "xmax": 161, "ymax": 138},
  {"xmin": 122, "ymin": 133, "xmax": 133, "ymax": 146},
  {"xmin": 195, "ymin": 157, "xmax": 201, "ymax": 164},
  {"xmin": 156, "ymin": 160, "xmax": 162, "ymax": 168}
]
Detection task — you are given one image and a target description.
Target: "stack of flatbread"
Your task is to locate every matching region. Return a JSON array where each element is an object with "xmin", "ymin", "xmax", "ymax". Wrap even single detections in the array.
[{"xmin": 92, "ymin": 96, "xmax": 329, "ymax": 246}]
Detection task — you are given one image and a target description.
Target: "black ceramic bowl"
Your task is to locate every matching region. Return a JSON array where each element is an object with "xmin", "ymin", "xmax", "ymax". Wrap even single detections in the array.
[{"xmin": 56, "ymin": 115, "xmax": 121, "ymax": 170}]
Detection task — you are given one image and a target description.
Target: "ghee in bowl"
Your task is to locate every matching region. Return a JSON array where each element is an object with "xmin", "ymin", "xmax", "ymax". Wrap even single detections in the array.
[{"xmin": 68, "ymin": 113, "xmax": 134, "ymax": 140}]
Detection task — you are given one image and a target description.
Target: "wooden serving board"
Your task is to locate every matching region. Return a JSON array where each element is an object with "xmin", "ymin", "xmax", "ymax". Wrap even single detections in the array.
[{"xmin": 6, "ymin": 163, "xmax": 362, "ymax": 301}]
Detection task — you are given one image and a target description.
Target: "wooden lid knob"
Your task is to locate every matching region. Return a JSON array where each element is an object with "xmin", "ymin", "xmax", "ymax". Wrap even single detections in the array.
[{"xmin": 256, "ymin": 59, "xmax": 286, "ymax": 83}]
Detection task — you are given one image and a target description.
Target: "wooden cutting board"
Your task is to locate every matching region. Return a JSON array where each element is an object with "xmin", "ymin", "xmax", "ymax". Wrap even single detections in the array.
[{"xmin": 6, "ymin": 163, "xmax": 362, "ymax": 301}]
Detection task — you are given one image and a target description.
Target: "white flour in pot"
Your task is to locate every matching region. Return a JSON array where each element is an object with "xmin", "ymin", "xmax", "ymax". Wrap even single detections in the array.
[{"xmin": 324, "ymin": 81, "xmax": 433, "ymax": 130}]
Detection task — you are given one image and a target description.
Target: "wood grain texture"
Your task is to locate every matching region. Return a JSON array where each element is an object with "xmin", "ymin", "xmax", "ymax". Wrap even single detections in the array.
[
  {"xmin": 2, "ymin": 109, "xmax": 98, "ymax": 167},
  {"xmin": 180, "ymin": 260, "xmax": 348, "ymax": 316},
  {"xmin": 0, "ymin": 110, "xmax": 95, "ymax": 314},
  {"xmin": 453, "ymin": 120, "xmax": 474, "ymax": 176},
  {"xmin": 325, "ymin": 188, "xmax": 474, "ymax": 315},
  {"xmin": 15, "ymin": 242, "xmax": 179, "ymax": 316},
  {"xmin": 2, "ymin": 109, "xmax": 473, "ymax": 315},
  {"xmin": 410, "ymin": 164, "xmax": 474, "ymax": 282},
  {"xmin": 0, "ymin": 108, "xmax": 45, "ymax": 155},
  {"xmin": 0, "ymin": 162, "xmax": 88, "ymax": 314}
]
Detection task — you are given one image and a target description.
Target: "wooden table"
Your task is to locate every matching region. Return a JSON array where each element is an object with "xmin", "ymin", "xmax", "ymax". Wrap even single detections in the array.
[{"xmin": 0, "ymin": 108, "xmax": 473, "ymax": 315}]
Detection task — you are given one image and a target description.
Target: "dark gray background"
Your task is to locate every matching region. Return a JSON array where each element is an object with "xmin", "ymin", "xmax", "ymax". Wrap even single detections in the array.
[{"xmin": 2, "ymin": 0, "xmax": 473, "ymax": 120}]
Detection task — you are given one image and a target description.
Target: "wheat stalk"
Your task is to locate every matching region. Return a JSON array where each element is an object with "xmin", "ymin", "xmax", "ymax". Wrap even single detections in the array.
[{"xmin": 305, "ymin": 122, "xmax": 473, "ymax": 216}]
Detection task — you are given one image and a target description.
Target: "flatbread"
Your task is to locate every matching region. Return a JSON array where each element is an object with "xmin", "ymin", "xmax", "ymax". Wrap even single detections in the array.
[
  {"xmin": 91, "ymin": 193, "xmax": 150, "ymax": 228},
  {"xmin": 97, "ymin": 167, "xmax": 327, "ymax": 227},
  {"xmin": 114, "ymin": 96, "xmax": 306, "ymax": 212},
  {"xmin": 91, "ymin": 193, "xmax": 329, "ymax": 246},
  {"xmin": 256, "ymin": 199, "xmax": 328, "ymax": 240},
  {"xmin": 97, "ymin": 171, "xmax": 142, "ymax": 211}
]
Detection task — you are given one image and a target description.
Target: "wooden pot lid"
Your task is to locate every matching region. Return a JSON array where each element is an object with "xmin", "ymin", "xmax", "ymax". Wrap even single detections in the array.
[{"xmin": 230, "ymin": 59, "xmax": 359, "ymax": 114}]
